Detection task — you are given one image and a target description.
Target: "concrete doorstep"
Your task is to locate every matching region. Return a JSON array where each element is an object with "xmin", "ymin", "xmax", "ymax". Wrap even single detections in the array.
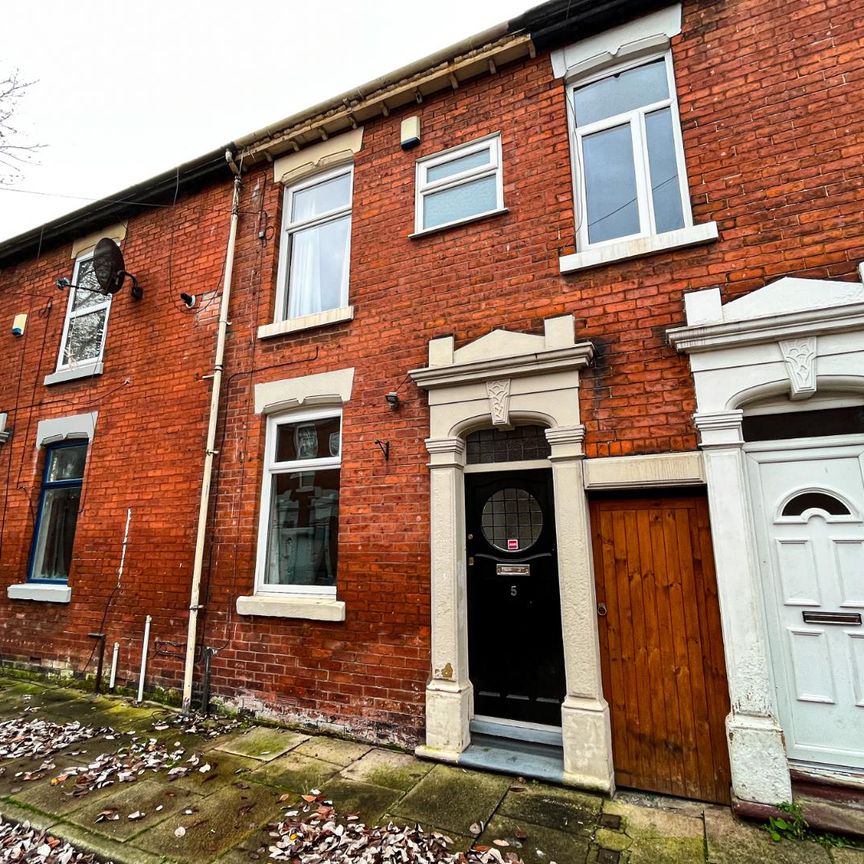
[{"xmin": 0, "ymin": 676, "xmax": 862, "ymax": 864}]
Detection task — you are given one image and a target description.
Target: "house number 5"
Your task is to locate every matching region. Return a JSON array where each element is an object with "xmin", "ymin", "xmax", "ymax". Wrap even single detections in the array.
[{"xmin": 510, "ymin": 585, "xmax": 518, "ymax": 597}]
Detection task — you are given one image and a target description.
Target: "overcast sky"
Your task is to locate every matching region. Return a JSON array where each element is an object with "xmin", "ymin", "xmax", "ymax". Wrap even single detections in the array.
[{"xmin": 0, "ymin": 1, "xmax": 531, "ymax": 243}]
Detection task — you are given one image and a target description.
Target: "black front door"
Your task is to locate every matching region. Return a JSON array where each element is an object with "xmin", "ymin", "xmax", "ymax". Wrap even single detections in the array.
[{"xmin": 466, "ymin": 469, "xmax": 566, "ymax": 726}]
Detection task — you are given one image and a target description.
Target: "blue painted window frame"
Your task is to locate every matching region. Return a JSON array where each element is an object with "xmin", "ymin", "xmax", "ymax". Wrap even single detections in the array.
[{"xmin": 27, "ymin": 440, "xmax": 88, "ymax": 584}]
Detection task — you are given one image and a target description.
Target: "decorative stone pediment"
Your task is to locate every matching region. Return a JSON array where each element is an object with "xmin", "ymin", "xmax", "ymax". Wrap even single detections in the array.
[
  {"xmin": 667, "ymin": 273, "xmax": 864, "ymax": 419},
  {"xmin": 721, "ymin": 278, "xmax": 864, "ymax": 323},
  {"xmin": 668, "ymin": 277, "xmax": 864, "ymax": 353},
  {"xmin": 412, "ymin": 315, "xmax": 593, "ymax": 392},
  {"xmin": 454, "ymin": 329, "xmax": 545, "ymax": 365}
]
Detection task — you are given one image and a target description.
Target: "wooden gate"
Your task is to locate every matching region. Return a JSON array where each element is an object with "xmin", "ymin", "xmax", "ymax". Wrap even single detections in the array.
[{"xmin": 590, "ymin": 494, "xmax": 731, "ymax": 804}]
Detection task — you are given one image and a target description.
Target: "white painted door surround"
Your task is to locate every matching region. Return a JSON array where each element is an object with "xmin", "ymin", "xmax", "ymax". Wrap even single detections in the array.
[
  {"xmin": 748, "ymin": 443, "xmax": 864, "ymax": 771},
  {"xmin": 668, "ymin": 274, "xmax": 864, "ymax": 804},
  {"xmin": 410, "ymin": 315, "xmax": 616, "ymax": 793}
]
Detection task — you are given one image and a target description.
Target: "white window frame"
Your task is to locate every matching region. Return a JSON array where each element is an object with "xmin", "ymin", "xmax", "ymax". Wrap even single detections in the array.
[
  {"xmin": 254, "ymin": 405, "xmax": 342, "ymax": 597},
  {"xmin": 414, "ymin": 133, "xmax": 504, "ymax": 234},
  {"xmin": 273, "ymin": 164, "xmax": 353, "ymax": 325},
  {"xmin": 568, "ymin": 51, "xmax": 693, "ymax": 252},
  {"xmin": 55, "ymin": 251, "xmax": 112, "ymax": 373}
]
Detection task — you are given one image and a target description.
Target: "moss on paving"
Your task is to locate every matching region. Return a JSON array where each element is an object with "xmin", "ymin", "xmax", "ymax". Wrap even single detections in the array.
[
  {"xmin": 339, "ymin": 747, "xmax": 434, "ymax": 791},
  {"xmin": 293, "ymin": 735, "xmax": 372, "ymax": 767},
  {"xmin": 246, "ymin": 751, "xmax": 341, "ymax": 794},
  {"xmin": 318, "ymin": 777, "xmax": 403, "ymax": 823},
  {"xmin": 132, "ymin": 782, "xmax": 284, "ymax": 864},
  {"xmin": 390, "ymin": 763, "xmax": 510, "ymax": 837},
  {"xmin": 480, "ymin": 814, "xmax": 592, "ymax": 864},
  {"xmin": 214, "ymin": 726, "xmax": 307, "ymax": 762},
  {"xmin": 497, "ymin": 780, "xmax": 601, "ymax": 837}
]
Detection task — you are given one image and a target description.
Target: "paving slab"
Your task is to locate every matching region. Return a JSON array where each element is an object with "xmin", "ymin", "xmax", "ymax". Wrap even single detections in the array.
[
  {"xmin": 390, "ymin": 763, "xmax": 510, "ymax": 837},
  {"xmin": 38, "ymin": 818, "xmax": 165, "ymax": 864},
  {"xmin": 170, "ymin": 752, "xmax": 261, "ymax": 797},
  {"xmin": 497, "ymin": 780, "xmax": 601, "ymax": 837},
  {"xmin": 292, "ymin": 735, "xmax": 372, "ymax": 766},
  {"xmin": 214, "ymin": 726, "xmax": 307, "ymax": 762},
  {"xmin": 247, "ymin": 750, "xmax": 341, "ymax": 793},
  {"xmin": 479, "ymin": 813, "xmax": 591, "ymax": 864},
  {"xmin": 67, "ymin": 777, "xmax": 204, "ymax": 841},
  {"xmin": 604, "ymin": 797, "xmax": 705, "ymax": 840},
  {"xmin": 318, "ymin": 777, "xmax": 404, "ymax": 823},
  {"xmin": 379, "ymin": 811, "xmax": 475, "ymax": 853},
  {"xmin": 7, "ymin": 758, "xmax": 119, "ymax": 817},
  {"xmin": 132, "ymin": 782, "xmax": 284, "ymax": 864},
  {"xmin": 705, "ymin": 804, "xmax": 831, "ymax": 864},
  {"xmin": 339, "ymin": 747, "xmax": 434, "ymax": 791}
]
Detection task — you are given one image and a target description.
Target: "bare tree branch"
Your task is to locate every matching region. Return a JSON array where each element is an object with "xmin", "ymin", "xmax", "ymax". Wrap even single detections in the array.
[{"xmin": 0, "ymin": 69, "xmax": 44, "ymax": 183}]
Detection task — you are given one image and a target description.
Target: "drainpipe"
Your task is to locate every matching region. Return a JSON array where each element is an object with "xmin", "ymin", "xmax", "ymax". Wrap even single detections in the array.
[{"xmin": 181, "ymin": 159, "xmax": 241, "ymax": 711}]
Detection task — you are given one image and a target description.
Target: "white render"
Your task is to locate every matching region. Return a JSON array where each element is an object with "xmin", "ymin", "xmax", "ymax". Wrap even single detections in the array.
[
  {"xmin": 668, "ymin": 274, "xmax": 864, "ymax": 804},
  {"xmin": 550, "ymin": 4, "xmax": 683, "ymax": 80},
  {"xmin": 272, "ymin": 128, "xmax": 364, "ymax": 186},
  {"xmin": 7, "ymin": 583, "xmax": 71, "ymax": 603},
  {"xmin": 411, "ymin": 316, "xmax": 615, "ymax": 792},
  {"xmin": 254, "ymin": 367, "xmax": 354, "ymax": 415},
  {"xmin": 36, "ymin": 411, "xmax": 98, "ymax": 446},
  {"xmin": 257, "ymin": 305, "xmax": 354, "ymax": 340},
  {"xmin": 583, "ymin": 451, "xmax": 705, "ymax": 489},
  {"xmin": 236, "ymin": 594, "xmax": 345, "ymax": 621}
]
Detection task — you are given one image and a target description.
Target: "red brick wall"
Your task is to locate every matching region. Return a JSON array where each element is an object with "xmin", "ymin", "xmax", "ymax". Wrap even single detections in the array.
[
  {"xmin": 1, "ymin": 0, "xmax": 863, "ymax": 742},
  {"xmin": 0, "ymin": 182, "xmax": 231, "ymax": 692}
]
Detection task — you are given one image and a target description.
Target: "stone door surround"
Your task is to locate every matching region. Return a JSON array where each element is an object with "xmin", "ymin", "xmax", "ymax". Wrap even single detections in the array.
[
  {"xmin": 668, "ymin": 275, "xmax": 864, "ymax": 804},
  {"xmin": 410, "ymin": 315, "xmax": 616, "ymax": 793}
]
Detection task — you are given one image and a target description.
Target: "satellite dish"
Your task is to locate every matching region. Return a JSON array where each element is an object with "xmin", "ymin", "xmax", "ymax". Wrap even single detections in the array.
[{"xmin": 92, "ymin": 238, "xmax": 143, "ymax": 300}]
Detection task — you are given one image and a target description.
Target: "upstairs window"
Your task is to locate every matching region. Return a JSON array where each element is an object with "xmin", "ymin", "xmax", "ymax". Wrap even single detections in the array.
[
  {"xmin": 570, "ymin": 54, "xmax": 691, "ymax": 248},
  {"xmin": 56, "ymin": 253, "xmax": 111, "ymax": 372},
  {"xmin": 276, "ymin": 166, "xmax": 353, "ymax": 322},
  {"xmin": 415, "ymin": 134, "xmax": 504, "ymax": 233},
  {"xmin": 28, "ymin": 441, "xmax": 87, "ymax": 583}
]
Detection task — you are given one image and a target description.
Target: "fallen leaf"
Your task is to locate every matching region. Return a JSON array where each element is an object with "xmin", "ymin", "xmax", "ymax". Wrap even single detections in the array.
[
  {"xmin": 174, "ymin": 826, "xmax": 186, "ymax": 838},
  {"xmin": 128, "ymin": 811, "xmax": 145, "ymax": 820}
]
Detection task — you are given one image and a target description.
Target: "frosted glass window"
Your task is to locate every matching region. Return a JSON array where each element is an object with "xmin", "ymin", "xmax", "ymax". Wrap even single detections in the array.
[
  {"xmin": 416, "ymin": 135, "xmax": 503, "ymax": 232},
  {"xmin": 423, "ymin": 176, "xmax": 498, "ymax": 231}
]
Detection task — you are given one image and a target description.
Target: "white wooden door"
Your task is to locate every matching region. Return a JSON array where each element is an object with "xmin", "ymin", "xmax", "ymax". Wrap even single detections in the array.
[{"xmin": 748, "ymin": 442, "xmax": 864, "ymax": 770}]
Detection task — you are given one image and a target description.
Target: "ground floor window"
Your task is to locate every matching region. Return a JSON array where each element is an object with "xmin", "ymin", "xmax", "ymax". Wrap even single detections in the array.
[
  {"xmin": 256, "ymin": 408, "xmax": 341, "ymax": 595},
  {"xmin": 29, "ymin": 441, "xmax": 87, "ymax": 582}
]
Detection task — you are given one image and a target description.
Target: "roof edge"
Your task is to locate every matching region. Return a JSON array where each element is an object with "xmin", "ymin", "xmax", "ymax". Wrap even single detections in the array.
[{"xmin": 0, "ymin": 147, "xmax": 232, "ymax": 267}]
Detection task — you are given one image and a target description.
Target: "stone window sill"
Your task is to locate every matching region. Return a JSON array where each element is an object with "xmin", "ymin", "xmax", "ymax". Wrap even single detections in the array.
[
  {"xmin": 8, "ymin": 583, "xmax": 72, "ymax": 603},
  {"xmin": 44, "ymin": 362, "xmax": 103, "ymax": 386},
  {"xmin": 559, "ymin": 222, "xmax": 719, "ymax": 274},
  {"xmin": 258, "ymin": 306, "xmax": 354, "ymax": 340},
  {"xmin": 236, "ymin": 594, "xmax": 345, "ymax": 621}
]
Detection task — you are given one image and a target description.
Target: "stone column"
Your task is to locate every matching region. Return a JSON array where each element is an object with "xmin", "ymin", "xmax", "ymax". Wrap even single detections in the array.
[
  {"xmin": 696, "ymin": 410, "xmax": 792, "ymax": 804},
  {"xmin": 417, "ymin": 436, "xmax": 473, "ymax": 760},
  {"xmin": 546, "ymin": 425, "xmax": 615, "ymax": 793}
]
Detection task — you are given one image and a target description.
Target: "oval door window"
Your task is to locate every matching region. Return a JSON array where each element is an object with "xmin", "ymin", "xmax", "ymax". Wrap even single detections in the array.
[{"xmin": 481, "ymin": 487, "xmax": 543, "ymax": 552}]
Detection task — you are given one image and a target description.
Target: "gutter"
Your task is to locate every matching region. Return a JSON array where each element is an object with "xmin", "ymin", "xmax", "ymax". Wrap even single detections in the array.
[
  {"xmin": 234, "ymin": 29, "xmax": 533, "ymax": 164},
  {"xmin": 0, "ymin": 148, "xmax": 232, "ymax": 268}
]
